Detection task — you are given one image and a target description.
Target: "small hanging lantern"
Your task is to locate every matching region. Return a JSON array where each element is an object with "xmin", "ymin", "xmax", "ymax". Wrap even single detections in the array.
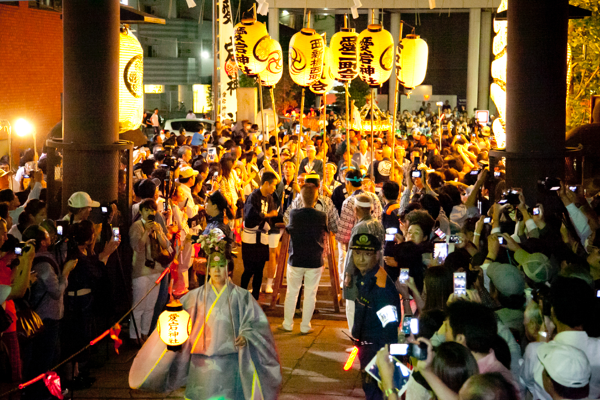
[
  {"xmin": 157, "ymin": 300, "xmax": 192, "ymax": 351},
  {"xmin": 119, "ymin": 26, "xmax": 144, "ymax": 133},
  {"xmin": 330, "ymin": 28, "xmax": 359, "ymax": 82},
  {"xmin": 358, "ymin": 24, "xmax": 394, "ymax": 88},
  {"xmin": 258, "ymin": 38, "xmax": 283, "ymax": 88},
  {"xmin": 310, "ymin": 47, "xmax": 335, "ymax": 95},
  {"xmin": 233, "ymin": 18, "xmax": 270, "ymax": 76},
  {"xmin": 289, "ymin": 28, "xmax": 325, "ymax": 87},
  {"xmin": 396, "ymin": 34, "xmax": 429, "ymax": 90}
]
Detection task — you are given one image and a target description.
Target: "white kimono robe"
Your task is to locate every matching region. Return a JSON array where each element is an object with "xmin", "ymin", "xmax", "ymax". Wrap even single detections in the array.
[{"xmin": 129, "ymin": 282, "xmax": 282, "ymax": 399}]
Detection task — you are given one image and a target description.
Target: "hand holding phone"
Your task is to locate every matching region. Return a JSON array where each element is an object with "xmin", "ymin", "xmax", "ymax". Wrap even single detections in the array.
[{"xmin": 453, "ymin": 272, "xmax": 467, "ymax": 296}]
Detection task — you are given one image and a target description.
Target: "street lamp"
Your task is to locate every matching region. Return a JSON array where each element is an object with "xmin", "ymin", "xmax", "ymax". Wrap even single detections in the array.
[{"xmin": 14, "ymin": 119, "xmax": 38, "ymax": 164}]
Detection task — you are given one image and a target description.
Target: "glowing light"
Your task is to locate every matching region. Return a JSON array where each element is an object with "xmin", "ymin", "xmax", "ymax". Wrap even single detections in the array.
[
  {"xmin": 119, "ymin": 27, "xmax": 144, "ymax": 133},
  {"xmin": 330, "ymin": 28, "xmax": 359, "ymax": 82},
  {"xmin": 258, "ymin": 38, "xmax": 283, "ymax": 88},
  {"xmin": 358, "ymin": 24, "xmax": 394, "ymax": 88},
  {"xmin": 289, "ymin": 28, "xmax": 324, "ymax": 87},
  {"xmin": 396, "ymin": 34, "xmax": 429, "ymax": 90},
  {"xmin": 282, "ymin": 10, "xmax": 289, "ymax": 16},
  {"xmin": 157, "ymin": 300, "xmax": 192, "ymax": 351},
  {"xmin": 14, "ymin": 119, "xmax": 33, "ymax": 137},
  {"xmin": 193, "ymin": 84, "xmax": 211, "ymax": 113},
  {"xmin": 144, "ymin": 85, "xmax": 164, "ymax": 94},
  {"xmin": 233, "ymin": 18, "xmax": 270, "ymax": 77},
  {"xmin": 344, "ymin": 346, "xmax": 358, "ymax": 370},
  {"xmin": 201, "ymin": 51, "xmax": 210, "ymax": 59}
]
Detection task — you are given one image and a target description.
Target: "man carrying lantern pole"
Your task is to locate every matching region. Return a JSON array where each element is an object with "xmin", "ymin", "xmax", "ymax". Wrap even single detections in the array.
[{"xmin": 129, "ymin": 229, "xmax": 282, "ymax": 400}]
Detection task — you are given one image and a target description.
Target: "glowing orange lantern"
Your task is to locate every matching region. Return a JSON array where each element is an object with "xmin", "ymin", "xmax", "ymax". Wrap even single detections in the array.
[
  {"xmin": 330, "ymin": 28, "xmax": 359, "ymax": 82},
  {"xmin": 258, "ymin": 38, "xmax": 283, "ymax": 88},
  {"xmin": 157, "ymin": 300, "xmax": 192, "ymax": 351},
  {"xmin": 396, "ymin": 34, "xmax": 429, "ymax": 90},
  {"xmin": 358, "ymin": 25, "xmax": 394, "ymax": 87},
  {"xmin": 233, "ymin": 18, "xmax": 270, "ymax": 76},
  {"xmin": 310, "ymin": 47, "xmax": 335, "ymax": 95},
  {"xmin": 119, "ymin": 27, "xmax": 144, "ymax": 133},
  {"xmin": 289, "ymin": 28, "xmax": 324, "ymax": 87}
]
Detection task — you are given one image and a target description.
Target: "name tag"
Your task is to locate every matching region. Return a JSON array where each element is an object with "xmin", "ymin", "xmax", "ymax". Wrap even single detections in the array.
[{"xmin": 376, "ymin": 305, "xmax": 398, "ymax": 328}]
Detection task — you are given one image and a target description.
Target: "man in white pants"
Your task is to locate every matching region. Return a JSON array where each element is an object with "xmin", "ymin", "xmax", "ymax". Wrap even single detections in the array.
[{"xmin": 279, "ymin": 183, "xmax": 328, "ymax": 334}]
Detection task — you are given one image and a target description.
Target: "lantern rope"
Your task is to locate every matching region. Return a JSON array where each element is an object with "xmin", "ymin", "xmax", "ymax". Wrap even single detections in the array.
[{"xmin": 0, "ymin": 265, "xmax": 172, "ymax": 398}]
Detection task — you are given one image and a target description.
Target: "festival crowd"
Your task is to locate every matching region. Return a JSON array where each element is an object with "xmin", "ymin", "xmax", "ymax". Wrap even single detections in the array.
[{"xmin": 0, "ymin": 98, "xmax": 597, "ymax": 400}]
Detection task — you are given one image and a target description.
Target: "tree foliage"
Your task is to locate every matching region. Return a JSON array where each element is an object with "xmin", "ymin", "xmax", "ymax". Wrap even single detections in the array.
[
  {"xmin": 333, "ymin": 78, "xmax": 371, "ymax": 113},
  {"xmin": 567, "ymin": 0, "xmax": 600, "ymax": 130}
]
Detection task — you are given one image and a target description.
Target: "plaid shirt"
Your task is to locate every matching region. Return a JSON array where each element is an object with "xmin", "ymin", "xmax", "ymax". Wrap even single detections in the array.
[
  {"xmin": 336, "ymin": 189, "xmax": 382, "ymax": 246},
  {"xmin": 284, "ymin": 194, "xmax": 339, "ymax": 234}
]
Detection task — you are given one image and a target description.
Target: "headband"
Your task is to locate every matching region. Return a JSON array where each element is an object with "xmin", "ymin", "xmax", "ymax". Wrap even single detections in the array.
[
  {"xmin": 345, "ymin": 176, "xmax": 363, "ymax": 183},
  {"xmin": 354, "ymin": 198, "xmax": 372, "ymax": 208}
]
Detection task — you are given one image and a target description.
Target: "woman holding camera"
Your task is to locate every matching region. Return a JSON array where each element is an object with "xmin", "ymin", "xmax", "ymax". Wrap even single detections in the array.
[{"xmin": 129, "ymin": 198, "xmax": 170, "ymax": 344}]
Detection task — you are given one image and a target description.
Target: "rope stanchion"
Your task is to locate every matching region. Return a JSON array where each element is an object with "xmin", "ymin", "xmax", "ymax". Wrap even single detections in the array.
[{"xmin": 0, "ymin": 264, "xmax": 172, "ymax": 398}]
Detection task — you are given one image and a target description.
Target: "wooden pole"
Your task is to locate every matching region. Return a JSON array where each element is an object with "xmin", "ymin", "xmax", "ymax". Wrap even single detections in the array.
[
  {"xmin": 258, "ymin": 79, "xmax": 267, "ymax": 149},
  {"xmin": 370, "ymin": 89, "xmax": 375, "ymax": 178},
  {"xmin": 390, "ymin": 21, "xmax": 404, "ymax": 180},
  {"xmin": 345, "ymin": 82, "xmax": 351, "ymax": 169},
  {"xmin": 296, "ymin": 87, "xmax": 305, "ymax": 182},
  {"xmin": 270, "ymin": 87, "xmax": 282, "ymax": 178}
]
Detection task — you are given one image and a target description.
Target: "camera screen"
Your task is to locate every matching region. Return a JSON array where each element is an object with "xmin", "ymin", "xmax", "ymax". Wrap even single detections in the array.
[
  {"xmin": 389, "ymin": 343, "xmax": 408, "ymax": 356},
  {"xmin": 470, "ymin": 170, "xmax": 479, "ymax": 176},
  {"xmin": 14, "ymin": 247, "xmax": 22, "ymax": 255},
  {"xmin": 484, "ymin": 217, "xmax": 491, "ymax": 224},
  {"xmin": 113, "ymin": 228, "xmax": 120, "ymax": 236},
  {"xmin": 410, "ymin": 318, "xmax": 419, "ymax": 335},
  {"xmin": 435, "ymin": 228, "xmax": 446, "ymax": 239},
  {"xmin": 498, "ymin": 236, "xmax": 505, "ymax": 245},
  {"xmin": 434, "ymin": 243, "xmax": 448, "ymax": 261},
  {"xmin": 399, "ymin": 268, "xmax": 409, "ymax": 283},
  {"xmin": 569, "ymin": 186, "xmax": 577, "ymax": 192},
  {"xmin": 385, "ymin": 234, "xmax": 395, "ymax": 242},
  {"xmin": 57, "ymin": 226, "xmax": 63, "ymax": 235},
  {"xmin": 101, "ymin": 207, "xmax": 108, "ymax": 213},
  {"xmin": 453, "ymin": 272, "xmax": 467, "ymax": 296},
  {"xmin": 494, "ymin": 171, "xmax": 501, "ymax": 178},
  {"xmin": 533, "ymin": 207, "xmax": 540, "ymax": 215},
  {"xmin": 411, "ymin": 170, "xmax": 421, "ymax": 178},
  {"xmin": 597, "ymin": 290, "xmax": 600, "ymax": 298}
]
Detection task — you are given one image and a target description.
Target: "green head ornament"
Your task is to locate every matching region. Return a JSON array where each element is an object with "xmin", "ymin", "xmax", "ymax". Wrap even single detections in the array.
[{"xmin": 208, "ymin": 252, "xmax": 228, "ymax": 268}]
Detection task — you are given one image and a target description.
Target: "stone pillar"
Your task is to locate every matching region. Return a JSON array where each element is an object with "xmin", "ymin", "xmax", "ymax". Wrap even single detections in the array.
[
  {"xmin": 388, "ymin": 12, "xmax": 401, "ymax": 113},
  {"xmin": 502, "ymin": 0, "xmax": 568, "ymax": 201},
  {"xmin": 478, "ymin": 10, "xmax": 492, "ymax": 111},
  {"xmin": 62, "ymin": 0, "xmax": 121, "ymax": 209},
  {"xmin": 268, "ymin": 8, "xmax": 279, "ymax": 42},
  {"xmin": 466, "ymin": 8, "xmax": 481, "ymax": 115}
]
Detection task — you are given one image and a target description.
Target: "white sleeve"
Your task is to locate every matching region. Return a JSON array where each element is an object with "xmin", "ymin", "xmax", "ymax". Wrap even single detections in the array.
[{"xmin": 566, "ymin": 203, "xmax": 592, "ymax": 245}]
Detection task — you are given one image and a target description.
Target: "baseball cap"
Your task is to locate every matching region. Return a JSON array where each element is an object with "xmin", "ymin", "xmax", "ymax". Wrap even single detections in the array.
[
  {"xmin": 179, "ymin": 166, "xmax": 199, "ymax": 179},
  {"xmin": 137, "ymin": 179, "xmax": 160, "ymax": 199},
  {"xmin": 306, "ymin": 145, "xmax": 316, "ymax": 151},
  {"xmin": 486, "ymin": 262, "xmax": 525, "ymax": 296},
  {"xmin": 349, "ymin": 233, "xmax": 381, "ymax": 252},
  {"xmin": 536, "ymin": 342, "xmax": 591, "ymax": 390},
  {"xmin": 482, "ymin": 126, "xmax": 491, "ymax": 137},
  {"xmin": 68, "ymin": 192, "xmax": 100, "ymax": 208},
  {"xmin": 515, "ymin": 249, "xmax": 553, "ymax": 283}
]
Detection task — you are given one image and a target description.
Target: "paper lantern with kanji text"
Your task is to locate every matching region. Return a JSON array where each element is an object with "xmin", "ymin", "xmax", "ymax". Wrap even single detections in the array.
[
  {"xmin": 258, "ymin": 38, "xmax": 283, "ymax": 88},
  {"xmin": 330, "ymin": 28, "xmax": 359, "ymax": 82},
  {"xmin": 119, "ymin": 27, "xmax": 144, "ymax": 134},
  {"xmin": 358, "ymin": 25, "xmax": 394, "ymax": 88},
  {"xmin": 157, "ymin": 300, "xmax": 192, "ymax": 351},
  {"xmin": 310, "ymin": 47, "xmax": 335, "ymax": 95},
  {"xmin": 233, "ymin": 18, "xmax": 270, "ymax": 76},
  {"xmin": 396, "ymin": 34, "xmax": 428, "ymax": 90},
  {"xmin": 289, "ymin": 28, "xmax": 324, "ymax": 87}
]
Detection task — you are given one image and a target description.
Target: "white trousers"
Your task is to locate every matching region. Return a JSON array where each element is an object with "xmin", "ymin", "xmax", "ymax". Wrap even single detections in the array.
[
  {"xmin": 131, "ymin": 274, "xmax": 161, "ymax": 338},
  {"xmin": 283, "ymin": 265, "xmax": 324, "ymax": 333},
  {"xmin": 337, "ymin": 241, "xmax": 347, "ymax": 287}
]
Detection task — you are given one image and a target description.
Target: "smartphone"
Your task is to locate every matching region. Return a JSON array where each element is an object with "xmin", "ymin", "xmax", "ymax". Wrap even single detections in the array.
[
  {"xmin": 410, "ymin": 317, "xmax": 419, "ymax": 335},
  {"xmin": 469, "ymin": 170, "xmax": 479, "ymax": 176},
  {"xmin": 434, "ymin": 243, "xmax": 448, "ymax": 262},
  {"xmin": 402, "ymin": 315, "xmax": 412, "ymax": 335},
  {"xmin": 258, "ymin": 134, "xmax": 264, "ymax": 141},
  {"xmin": 434, "ymin": 228, "xmax": 446, "ymax": 239},
  {"xmin": 399, "ymin": 268, "xmax": 409, "ymax": 284},
  {"xmin": 413, "ymin": 156, "xmax": 420, "ymax": 165},
  {"xmin": 57, "ymin": 225, "xmax": 63, "ymax": 236},
  {"xmin": 449, "ymin": 235, "xmax": 460, "ymax": 244},
  {"xmin": 385, "ymin": 234, "xmax": 395, "ymax": 242},
  {"xmin": 14, "ymin": 247, "xmax": 22, "ymax": 256},
  {"xmin": 436, "ymin": 101, "xmax": 444, "ymax": 106},
  {"xmin": 207, "ymin": 147, "xmax": 217, "ymax": 163},
  {"xmin": 113, "ymin": 227, "xmax": 120, "ymax": 241},
  {"xmin": 389, "ymin": 343, "xmax": 409, "ymax": 356},
  {"xmin": 569, "ymin": 186, "xmax": 578, "ymax": 192},
  {"xmin": 295, "ymin": 124, "xmax": 301, "ymax": 134},
  {"xmin": 498, "ymin": 236, "xmax": 505, "ymax": 245},
  {"xmin": 101, "ymin": 206, "xmax": 108, "ymax": 213},
  {"xmin": 494, "ymin": 171, "xmax": 501, "ymax": 178},
  {"xmin": 411, "ymin": 170, "xmax": 422, "ymax": 178},
  {"xmin": 498, "ymin": 199, "xmax": 508, "ymax": 205},
  {"xmin": 597, "ymin": 289, "xmax": 600, "ymax": 298},
  {"xmin": 532, "ymin": 207, "xmax": 540, "ymax": 216},
  {"xmin": 365, "ymin": 353, "xmax": 411, "ymax": 389},
  {"xmin": 453, "ymin": 272, "xmax": 467, "ymax": 296},
  {"xmin": 409, "ymin": 343, "xmax": 428, "ymax": 361},
  {"xmin": 484, "ymin": 217, "xmax": 491, "ymax": 224}
]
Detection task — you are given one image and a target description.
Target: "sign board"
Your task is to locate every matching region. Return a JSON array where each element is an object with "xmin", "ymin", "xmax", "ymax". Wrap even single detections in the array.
[{"xmin": 476, "ymin": 110, "xmax": 489, "ymax": 125}]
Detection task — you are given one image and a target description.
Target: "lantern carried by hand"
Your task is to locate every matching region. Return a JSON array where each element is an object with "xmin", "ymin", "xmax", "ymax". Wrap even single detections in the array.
[
  {"xmin": 258, "ymin": 38, "xmax": 283, "ymax": 88},
  {"xmin": 289, "ymin": 28, "xmax": 325, "ymax": 87},
  {"xmin": 330, "ymin": 28, "xmax": 359, "ymax": 82},
  {"xmin": 157, "ymin": 300, "xmax": 192, "ymax": 351},
  {"xmin": 310, "ymin": 47, "xmax": 335, "ymax": 95},
  {"xmin": 396, "ymin": 34, "xmax": 428, "ymax": 90},
  {"xmin": 358, "ymin": 25, "xmax": 394, "ymax": 88},
  {"xmin": 233, "ymin": 18, "xmax": 270, "ymax": 76}
]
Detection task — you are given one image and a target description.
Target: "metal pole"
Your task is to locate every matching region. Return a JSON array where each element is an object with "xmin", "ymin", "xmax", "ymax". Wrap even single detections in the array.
[
  {"xmin": 271, "ymin": 87, "xmax": 282, "ymax": 177},
  {"xmin": 370, "ymin": 88, "xmax": 375, "ymax": 178},
  {"xmin": 390, "ymin": 21, "xmax": 403, "ymax": 180}
]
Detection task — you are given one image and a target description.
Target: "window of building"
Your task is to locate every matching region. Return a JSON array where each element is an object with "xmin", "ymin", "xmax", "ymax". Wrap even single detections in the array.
[{"xmin": 28, "ymin": 0, "xmax": 62, "ymax": 12}]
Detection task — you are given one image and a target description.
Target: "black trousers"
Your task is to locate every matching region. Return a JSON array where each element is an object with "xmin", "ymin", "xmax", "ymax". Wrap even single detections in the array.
[{"xmin": 241, "ymin": 242, "xmax": 269, "ymax": 300}]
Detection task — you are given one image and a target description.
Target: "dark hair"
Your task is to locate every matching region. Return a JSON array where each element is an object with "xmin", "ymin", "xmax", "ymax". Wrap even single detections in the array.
[
  {"xmin": 345, "ymin": 169, "xmax": 363, "ymax": 188},
  {"xmin": 447, "ymin": 301, "xmax": 498, "ymax": 353},
  {"xmin": 550, "ymin": 276, "xmax": 594, "ymax": 329},
  {"xmin": 24, "ymin": 199, "xmax": 46, "ymax": 219},
  {"xmin": 301, "ymin": 184, "xmax": 318, "ymax": 208},
  {"xmin": 141, "ymin": 159, "xmax": 156, "ymax": 176},
  {"xmin": 460, "ymin": 373, "xmax": 518, "ymax": 400},
  {"xmin": 546, "ymin": 370, "xmax": 590, "ymax": 399},
  {"xmin": 71, "ymin": 220, "xmax": 95, "ymax": 246},
  {"xmin": 432, "ymin": 342, "xmax": 479, "ymax": 393},
  {"xmin": 245, "ymin": 151, "xmax": 257, "ymax": 164},
  {"xmin": 0, "ymin": 189, "xmax": 15, "ymax": 203},
  {"xmin": 0, "ymin": 203, "xmax": 9, "ymax": 220},
  {"xmin": 394, "ymin": 241, "xmax": 425, "ymax": 292},
  {"xmin": 22, "ymin": 225, "xmax": 47, "ymax": 252},
  {"xmin": 139, "ymin": 198, "xmax": 158, "ymax": 212},
  {"xmin": 406, "ymin": 209, "xmax": 436, "ymax": 238},
  {"xmin": 490, "ymin": 334, "xmax": 512, "ymax": 370},
  {"xmin": 208, "ymin": 191, "xmax": 233, "ymax": 220},
  {"xmin": 220, "ymin": 155, "xmax": 234, "ymax": 180},
  {"xmin": 261, "ymin": 171, "xmax": 277, "ymax": 185},
  {"xmin": 420, "ymin": 194, "xmax": 441, "ymax": 220},
  {"xmin": 439, "ymin": 185, "xmax": 462, "ymax": 207},
  {"xmin": 424, "ymin": 266, "xmax": 453, "ymax": 312},
  {"xmin": 417, "ymin": 309, "xmax": 446, "ymax": 340},
  {"xmin": 382, "ymin": 181, "xmax": 400, "ymax": 200}
]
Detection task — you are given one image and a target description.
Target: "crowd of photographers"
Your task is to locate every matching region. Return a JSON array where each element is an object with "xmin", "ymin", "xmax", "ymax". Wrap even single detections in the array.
[{"xmin": 0, "ymin": 99, "xmax": 597, "ymax": 400}]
